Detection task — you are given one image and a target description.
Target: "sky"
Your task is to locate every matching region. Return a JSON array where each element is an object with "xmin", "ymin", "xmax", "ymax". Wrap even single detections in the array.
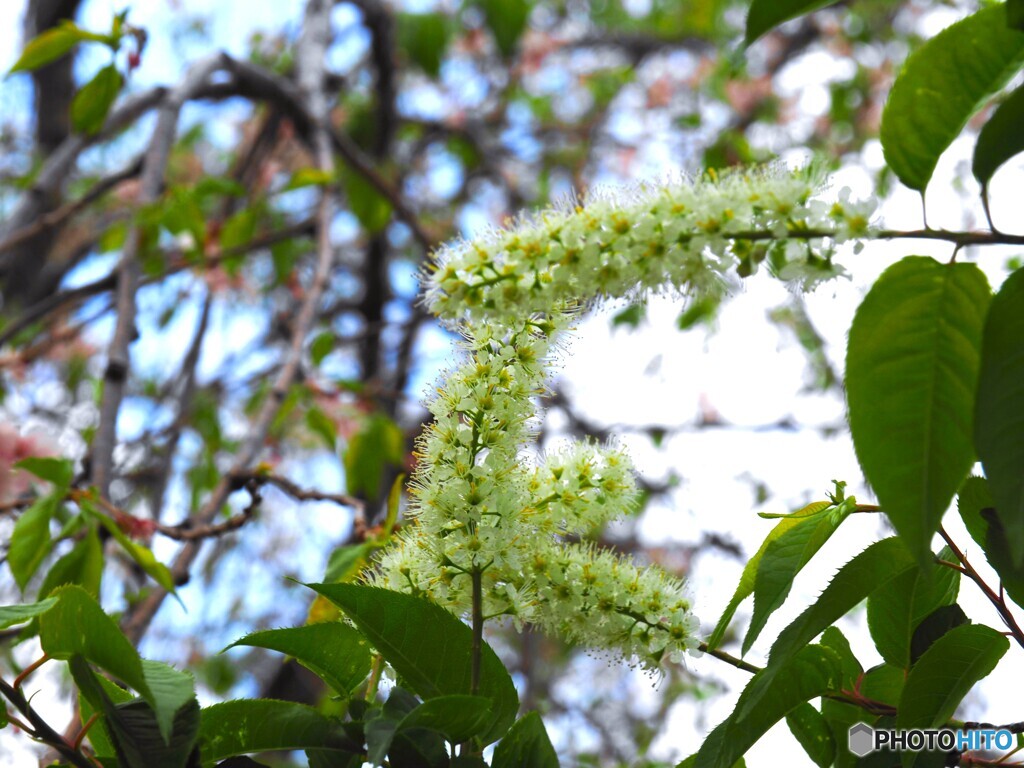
[{"xmin": 2, "ymin": 1, "xmax": 1024, "ymax": 766}]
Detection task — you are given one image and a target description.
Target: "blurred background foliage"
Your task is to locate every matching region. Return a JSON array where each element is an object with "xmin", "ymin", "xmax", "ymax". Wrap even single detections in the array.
[{"xmin": 0, "ymin": 0, "xmax": 963, "ymax": 763}]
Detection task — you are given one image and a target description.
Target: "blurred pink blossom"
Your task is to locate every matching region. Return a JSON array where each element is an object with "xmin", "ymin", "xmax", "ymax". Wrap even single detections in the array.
[{"xmin": 0, "ymin": 423, "xmax": 58, "ymax": 504}]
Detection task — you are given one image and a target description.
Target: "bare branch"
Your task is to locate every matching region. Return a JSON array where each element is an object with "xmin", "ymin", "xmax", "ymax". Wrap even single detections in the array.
[{"xmin": 91, "ymin": 53, "xmax": 228, "ymax": 500}]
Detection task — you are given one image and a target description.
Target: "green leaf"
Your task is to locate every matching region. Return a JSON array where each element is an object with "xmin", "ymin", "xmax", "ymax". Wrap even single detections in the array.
[
  {"xmin": 491, "ymin": 712, "xmax": 559, "ymax": 768},
  {"xmin": 397, "ymin": 13, "xmax": 451, "ymax": 77},
  {"xmin": 786, "ymin": 702, "xmax": 835, "ymax": 768},
  {"xmin": 390, "ymin": 727, "xmax": 449, "ymax": 768},
  {"xmin": 305, "ymin": 583, "xmax": 519, "ymax": 745},
  {"xmin": 324, "ymin": 542, "xmax": 377, "ymax": 583},
  {"xmin": 85, "ymin": 503, "xmax": 177, "ymax": 595},
  {"xmin": 75, "ymin": 661, "xmax": 136, "ymax": 758},
  {"xmin": 846, "ymin": 256, "xmax": 991, "ymax": 565},
  {"xmin": 71, "ymin": 656, "xmax": 200, "ymax": 768},
  {"xmin": 880, "ymin": 5, "xmax": 1024, "ymax": 191},
  {"xmin": 866, "ymin": 547, "xmax": 959, "ymax": 668},
  {"xmin": 40, "ymin": 586, "xmax": 153, "ymax": 701},
  {"xmin": 974, "ymin": 266, "xmax": 1024, "ymax": 565},
  {"xmin": 910, "ymin": 603, "xmax": 969, "ymax": 664},
  {"xmin": 707, "ymin": 501, "xmax": 830, "ymax": 651},
  {"xmin": 14, "ymin": 456, "xmax": 74, "ymax": 489},
  {"xmin": 141, "ymin": 660, "xmax": 197, "ymax": 744},
  {"xmin": 310, "ymin": 331, "xmax": 335, "ymax": 367},
  {"xmin": 769, "ymin": 538, "xmax": 916, "ymax": 665},
  {"xmin": 397, "ymin": 696, "xmax": 493, "ymax": 744},
  {"xmin": 1010, "ymin": 0, "xmax": 1024, "ymax": 31},
  {"xmin": 283, "ymin": 167, "xmax": 334, "ymax": 191},
  {"xmin": 9, "ymin": 493, "xmax": 60, "ymax": 591},
  {"xmin": 343, "ymin": 413, "xmax": 404, "ymax": 500},
  {"xmin": 745, "ymin": 0, "xmax": 841, "ymax": 46},
  {"xmin": 71, "ymin": 64, "xmax": 123, "ymax": 136},
  {"xmin": 198, "ymin": 699, "xmax": 357, "ymax": 761},
  {"xmin": 342, "ymin": 170, "xmax": 392, "ymax": 234},
  {"xmin": 819, "ymin": 626, "xmax": 862, "ymax": 691},
  {"xmin": 478, "ymin": 0, "xmax": 531, "ymax": 58},
  {"xmin": 744, "ymin": 500, "xmax": 853, "ymax": 653},
  {"xmin": 860, "ymin": 663, "xmax": 905, "ymax": 707},
  {"xmin": 306, "ymin": 406, "xmax": 337, "ymax": 451},
  {"xmin": 611, "ymin": 303, "xmax": 645, "ymax": 329},
  {"xmin": 897, "ymin": 624, "xmax": 1009, "ymax": 767},
  {"xmin": 958, "ymin": 476, "xmax": 1024, "ymax": 608},
  {"xmin": 693, "ymin": 645, "xmax": 841, "ymax": 768},
  {"xmin": 0, "ymin": 597, "xmax": 57, "ymax": 629},
  {"xmin": 227, "ymin": 623, "xmax": 372, "ymax": 695},
  {"xmin": 973, "ymin": 84, "xmax": 1024, "ymax": 186},
  {"xmin": 38, "ymin": 525, "xmax": 104, "ymax": 600},
  {"xmin": 9, "ymin": 24, "xmax": 86, "ymax": 74},
  {"xmin": 732, "ymin": 538, "xmax": 916, "ymax": 722},
  {"xmin": 219, "ymin": 208, "xmax": 256, "ymax": 253}
]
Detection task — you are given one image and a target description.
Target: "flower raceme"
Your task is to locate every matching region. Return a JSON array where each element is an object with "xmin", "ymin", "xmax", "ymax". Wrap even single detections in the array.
[{"xmin": 372, "ymin": 165, "xmax": 875, "ymax": 667}]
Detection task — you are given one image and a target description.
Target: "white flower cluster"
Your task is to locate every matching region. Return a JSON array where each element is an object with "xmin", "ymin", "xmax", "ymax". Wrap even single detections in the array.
[{"xmin": 372, "ymin": 165, "xmax": 874, "ymax": 667}]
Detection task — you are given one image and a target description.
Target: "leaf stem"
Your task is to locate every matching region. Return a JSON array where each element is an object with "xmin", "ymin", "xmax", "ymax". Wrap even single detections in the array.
[{"xmin": 939, "ymin": 527, "xmax": 1024, "ymax": 651}]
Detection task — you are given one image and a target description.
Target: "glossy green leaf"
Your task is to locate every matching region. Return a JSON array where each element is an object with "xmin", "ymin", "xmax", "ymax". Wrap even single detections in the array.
[
  {"xmin": 306, "ymin": 583, "xmax": 518, "ymax": 745},
  {"xmin": 397, "ymin": 696, "xmax": 493, "ymax": 744},
  {"xmin": 973, "ymin": 84, "xmax": 1024, "ymax": 185},
  {"xmin": 478, "ymin": 0, "xmax": 531, "ymax": 58},
  {"xmin": 745, "ymin": 0, "xmax": 840, "ymax": 46},
  {"xmin": 40, "ymin": 586, "xmax": 151, "ymax": 702},
  {"xmin": 786, "ymin": 702, "xmax": 835, "ymax": 768},
  {"xmin": 491, "ymin": 712, "xmax": 559, "ymax": 768},
  {"xmin": 880, "ymin": 5, "xmax": 1024, "ymax": 191},
  {"xmin": 866, "ymin": 547, "xmax": 959, "ymax": 668},
  {"xmin": 71, "ymin": 64, "xmax": 123, "ymax": 136},
  {"xmin": 707, "ymin": 500, "xmax": 830, "ymax": 650},
  {"xmin": 744, "ymin": 500, "xmax": 853, "ymax": 653},
  {"xmin": 0, "ymin": 597, "xmax": 57, "ymax": 629},
  {"xmin": 9, "ymin": 493, "xmax": 60, "ymax": 591},
  {"xmin": 14, "ymin": 456, "xmax": 74, "ymax": 488},
  {"xmin": 974, "ymin": 266, "xmax": 1024, "ymax": 565},
  {"xmin": 343, "ymin": 413, "xmax": 404, "ymax": 500},
  {"xmin": 958, "ymin": 476, "xmax": 1024, "ymax": 607},
  {"xmin": 693, "ymin": 645, "xmax": 841, "ymax": 768},
  {"xmin": 38, "ymin": 525, "xmax": 103, "ymax": 600},
  {"xmin": 8, "ymin": 24, "xmax": 87, "ymax": 74},
  {"xmin": 897, "ymin": 624, "xmax": 1008, "ymax": 767},
  {"xmin": 846, "ymin": 256, "xmax": 990, "ymax": 565},
  {"xmin": 199, "ymin": 700, "xmax": 357, "ymax": 762},
  {"xmin": 227, "ymin": 623, "xmax": 372, "ymax": 695},
  {"xmin": 397, "ymin": 13, "xmax": 451, "ymax": 77}
]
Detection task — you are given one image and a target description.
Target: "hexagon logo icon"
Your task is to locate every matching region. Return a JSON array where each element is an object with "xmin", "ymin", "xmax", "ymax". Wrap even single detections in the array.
[{"xmin": 848, "ymin": 723, "xmax": 875, "ymax": 757}]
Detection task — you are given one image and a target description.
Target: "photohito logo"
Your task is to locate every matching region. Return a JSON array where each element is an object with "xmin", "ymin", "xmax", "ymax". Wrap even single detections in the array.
[{"xmin": 848, "ymin": 723, "xmax": 1014, "ymax": 756}]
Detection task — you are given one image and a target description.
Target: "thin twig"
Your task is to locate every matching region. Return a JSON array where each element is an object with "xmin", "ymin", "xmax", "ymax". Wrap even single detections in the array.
[
  {"xmin": 939, "ymin": 527, "xmax": 1024, "ymax": 651},
  {"xmin": 121, "ymin": 1, "xmax": 340, "ymax": 645}
]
